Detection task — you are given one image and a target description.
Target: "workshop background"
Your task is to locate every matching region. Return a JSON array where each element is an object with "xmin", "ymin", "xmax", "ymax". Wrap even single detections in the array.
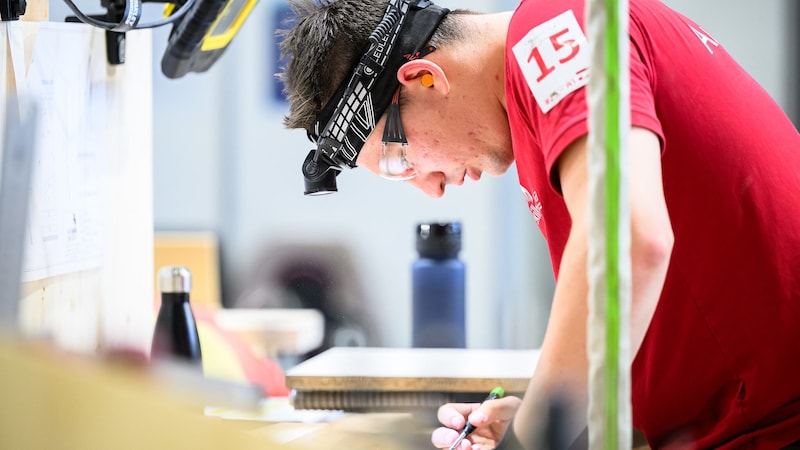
[{"xmin": 51, "ymin": 0, "xmax": 799, "ymax": 351}]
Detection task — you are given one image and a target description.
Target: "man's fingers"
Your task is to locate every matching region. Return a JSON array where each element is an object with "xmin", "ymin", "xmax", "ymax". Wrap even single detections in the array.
[
  {"xmin": 468, "ymin": 396, "xmax": 522, "ymax": 426},
  {"xmin": 433, "ymin": 396, "xmax": 521, "ymax": 449},
  {"xmin": 437, "ymin": 402, "xmax": 480, "ymax": 430},
  {"xmin": 431, "ymin": 426, "xmax": 464, "ymax": 449}
]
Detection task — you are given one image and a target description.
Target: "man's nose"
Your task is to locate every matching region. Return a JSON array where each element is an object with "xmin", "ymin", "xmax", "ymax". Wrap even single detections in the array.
[{"xmin": 406, "ymin": 173, "xmax": 445, "ymax": 198}]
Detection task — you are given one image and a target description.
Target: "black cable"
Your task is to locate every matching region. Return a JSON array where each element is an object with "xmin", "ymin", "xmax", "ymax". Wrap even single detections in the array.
[{"xmin": 61, "ymin": 0, "xmax": 196, "ymax": 31}]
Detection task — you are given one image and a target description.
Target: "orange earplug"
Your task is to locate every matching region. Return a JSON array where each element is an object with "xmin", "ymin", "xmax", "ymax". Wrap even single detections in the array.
[{"xmin": 421, "ymin": 73, "xmax": 434, "ymax": 88}]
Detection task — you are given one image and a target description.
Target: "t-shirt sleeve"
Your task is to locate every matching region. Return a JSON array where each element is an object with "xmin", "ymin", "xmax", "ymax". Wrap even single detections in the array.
[{"xmin": 533, "ymin": 36, "xmax": 665, "ymax": 194}]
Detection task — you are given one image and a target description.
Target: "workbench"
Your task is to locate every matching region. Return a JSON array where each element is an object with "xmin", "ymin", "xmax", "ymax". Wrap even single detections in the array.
[{"xmin": 0, "ymin": 336, "xmax": 440, "ymax": 449}]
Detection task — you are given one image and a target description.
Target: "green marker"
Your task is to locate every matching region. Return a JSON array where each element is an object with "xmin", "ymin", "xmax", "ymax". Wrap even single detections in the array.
[{"xmin": 449, "ymin": 387, "xmax": 505, "ymax": 450}]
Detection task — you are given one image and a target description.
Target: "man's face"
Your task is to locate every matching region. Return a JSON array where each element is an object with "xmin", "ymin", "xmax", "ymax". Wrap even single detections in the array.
[{"xmin": 355, "ymin": 85, "xmax": 514, "ymax": 198}]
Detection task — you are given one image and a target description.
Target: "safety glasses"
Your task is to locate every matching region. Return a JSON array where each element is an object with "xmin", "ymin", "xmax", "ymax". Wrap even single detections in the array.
[{"xmin": 379, "ymin": 86, "xmax": 417, "ymax": 180}]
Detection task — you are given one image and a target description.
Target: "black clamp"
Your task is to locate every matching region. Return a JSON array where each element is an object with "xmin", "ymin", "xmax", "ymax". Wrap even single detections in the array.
[
  {"xmin": 0, "ymin": 0, "xmax": 26, "ymax": 21},
  {"xmin": 66, "ymin": 0, "xmax": 127, "ymax": 65}
]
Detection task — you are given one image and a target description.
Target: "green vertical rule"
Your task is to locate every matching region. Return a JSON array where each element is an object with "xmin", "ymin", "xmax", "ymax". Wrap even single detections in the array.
[{"xmin": 603, "ymin": 0, "xmax": 623, "ymax": 447}]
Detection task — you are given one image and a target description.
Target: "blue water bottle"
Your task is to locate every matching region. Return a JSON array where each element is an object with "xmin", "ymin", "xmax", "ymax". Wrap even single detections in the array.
[{"xmin": 412, "ymin": 222, "xmax": 466, "ymax": 348}]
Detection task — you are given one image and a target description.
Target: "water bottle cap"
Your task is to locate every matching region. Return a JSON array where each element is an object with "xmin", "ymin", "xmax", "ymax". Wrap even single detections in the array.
[
  {"xmin": 158, "ymin": 266, "xmax": 192, "ymax": 294},
  {"xmin": 416, "ymin": 222, "xmax": 461, "ymax": 258}
]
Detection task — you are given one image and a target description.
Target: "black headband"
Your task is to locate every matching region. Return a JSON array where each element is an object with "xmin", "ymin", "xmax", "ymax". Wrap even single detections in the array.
[{"xmin": 306, "ymin": 0, "xmax": 449, "ymax": 170}]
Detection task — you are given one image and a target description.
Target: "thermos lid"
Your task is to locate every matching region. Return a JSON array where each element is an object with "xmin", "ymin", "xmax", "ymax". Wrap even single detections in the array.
[
  {"xmin": 416, "ymin": 222, "xmax": 461, "ymax": 258},
  {"xmin": 158, "ymin": 266, "xmax": 192, "ymax": 294}
]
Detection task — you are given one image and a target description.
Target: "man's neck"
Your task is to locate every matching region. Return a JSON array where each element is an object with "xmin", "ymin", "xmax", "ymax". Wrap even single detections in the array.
[{"xmin": 452, "ymin": 11, "xmax": 514, "ymax": 109}]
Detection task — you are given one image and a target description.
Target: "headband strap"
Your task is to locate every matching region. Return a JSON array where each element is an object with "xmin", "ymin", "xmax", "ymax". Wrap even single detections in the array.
[{"xmin": 307, "ymin": 0, "xmax": 449, "ymax": 170}]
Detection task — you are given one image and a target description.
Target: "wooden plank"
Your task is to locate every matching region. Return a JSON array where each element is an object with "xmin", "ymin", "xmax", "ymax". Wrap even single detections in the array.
[
  {"xmin": 154, "ymin": 231, "xmax": 222, "ymax": 309},
  {"xmin": 0, "ymin": 337, "xmax": 304, "ymax": 450},
  {"xmin": 2, "ymin": 23, "xmax": 153, "ymax": 354},
  {"xmin": 0, "ymin": 337, "xmax": 442, "ymax": 450},
  {"xmin": 213, "ymin": 308, "xmax": 325, "ymax": 356},
  {"xmin": 20, "ymin": 0, "xmax": 48, "ymax": 22},
  {"xmin": 286, "ymin": 347, "xmax": 539, "ymax": 393}
]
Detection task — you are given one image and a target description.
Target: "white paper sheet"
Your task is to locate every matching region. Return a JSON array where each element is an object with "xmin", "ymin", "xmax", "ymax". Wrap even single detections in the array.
[{"xmin": 7, "ymin": 22, "xmax": 106, "ymax": 281}]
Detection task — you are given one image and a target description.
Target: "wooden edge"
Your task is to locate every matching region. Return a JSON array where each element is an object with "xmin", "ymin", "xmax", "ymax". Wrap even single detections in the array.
[
  {"xmin": 285, "ymin": 375, "xmax": 531, "ymax": 393},
  {"xmin": 21, "ymin": 0, "xmax": 48, "ymax": 22}
]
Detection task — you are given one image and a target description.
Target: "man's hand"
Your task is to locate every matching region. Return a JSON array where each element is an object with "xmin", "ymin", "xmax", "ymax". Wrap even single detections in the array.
[{"xmin": 431, "ymin": 396, "xmax": 522, "ymax": 449}]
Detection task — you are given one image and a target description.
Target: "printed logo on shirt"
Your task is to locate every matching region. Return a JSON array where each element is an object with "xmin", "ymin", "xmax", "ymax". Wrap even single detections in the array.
[
  {"xmin": 521, "ymin": 186, "xmax": 543, "ymax": 225},
  {"xmin": 512, "ymin": 10, "xmax": 590, "ymax": 113},
  {"xmin": 688, "ymin": 24, "xmax": 719, "ymax": 55}
]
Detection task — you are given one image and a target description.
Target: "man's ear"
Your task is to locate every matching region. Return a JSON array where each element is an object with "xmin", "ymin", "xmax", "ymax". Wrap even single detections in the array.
[{"xmin": 397, "ymin": 59, "xmax": 451, "ymax": 94}]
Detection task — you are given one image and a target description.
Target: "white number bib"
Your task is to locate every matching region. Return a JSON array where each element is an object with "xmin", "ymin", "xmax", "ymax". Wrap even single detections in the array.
[{"xmin": 512, "ymin": 10, "xmax": 590, "ymax": 113}]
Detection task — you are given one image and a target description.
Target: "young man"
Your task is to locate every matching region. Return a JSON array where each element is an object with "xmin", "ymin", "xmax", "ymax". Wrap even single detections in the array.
[{"xmin": 278, "ymin": 0, "xmax": 800, "ymax": 448}]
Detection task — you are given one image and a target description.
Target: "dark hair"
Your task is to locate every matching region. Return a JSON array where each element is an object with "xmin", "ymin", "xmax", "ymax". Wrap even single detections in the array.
[{"xmin": 277, "ymin": 0, "xmax": 473, "ymax": 130}]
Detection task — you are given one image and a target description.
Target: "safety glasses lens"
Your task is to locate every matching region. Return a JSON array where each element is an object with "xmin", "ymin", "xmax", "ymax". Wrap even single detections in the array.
[{"xmin": 379, "ymin": 142, "xmax": 416, "ymax": 180}]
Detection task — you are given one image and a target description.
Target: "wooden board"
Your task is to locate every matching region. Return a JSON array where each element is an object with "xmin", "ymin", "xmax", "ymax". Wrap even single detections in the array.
[
  {"xmin": 154, "ymin": 231, "xmax": 222, "ymax": 309},
  {"xmin": 2, "ymin": 22, "xmax": 153, "ymax": 354},
  {"xmin": 286, "ymin": 347, "xmax": 539, "ymax": 393},
  {"xmin": 213, "ymin": 308, "xmax": 325, "ymax": 356},
  {"xmin": 0, "ymin": 336, "xmax": 300, "ymax": 450}
]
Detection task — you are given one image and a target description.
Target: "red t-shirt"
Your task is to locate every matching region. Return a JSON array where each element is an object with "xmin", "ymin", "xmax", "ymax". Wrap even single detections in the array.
[{"xmin": 505, "ymin": 0, "xmax": 800, "ymax": 447}]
